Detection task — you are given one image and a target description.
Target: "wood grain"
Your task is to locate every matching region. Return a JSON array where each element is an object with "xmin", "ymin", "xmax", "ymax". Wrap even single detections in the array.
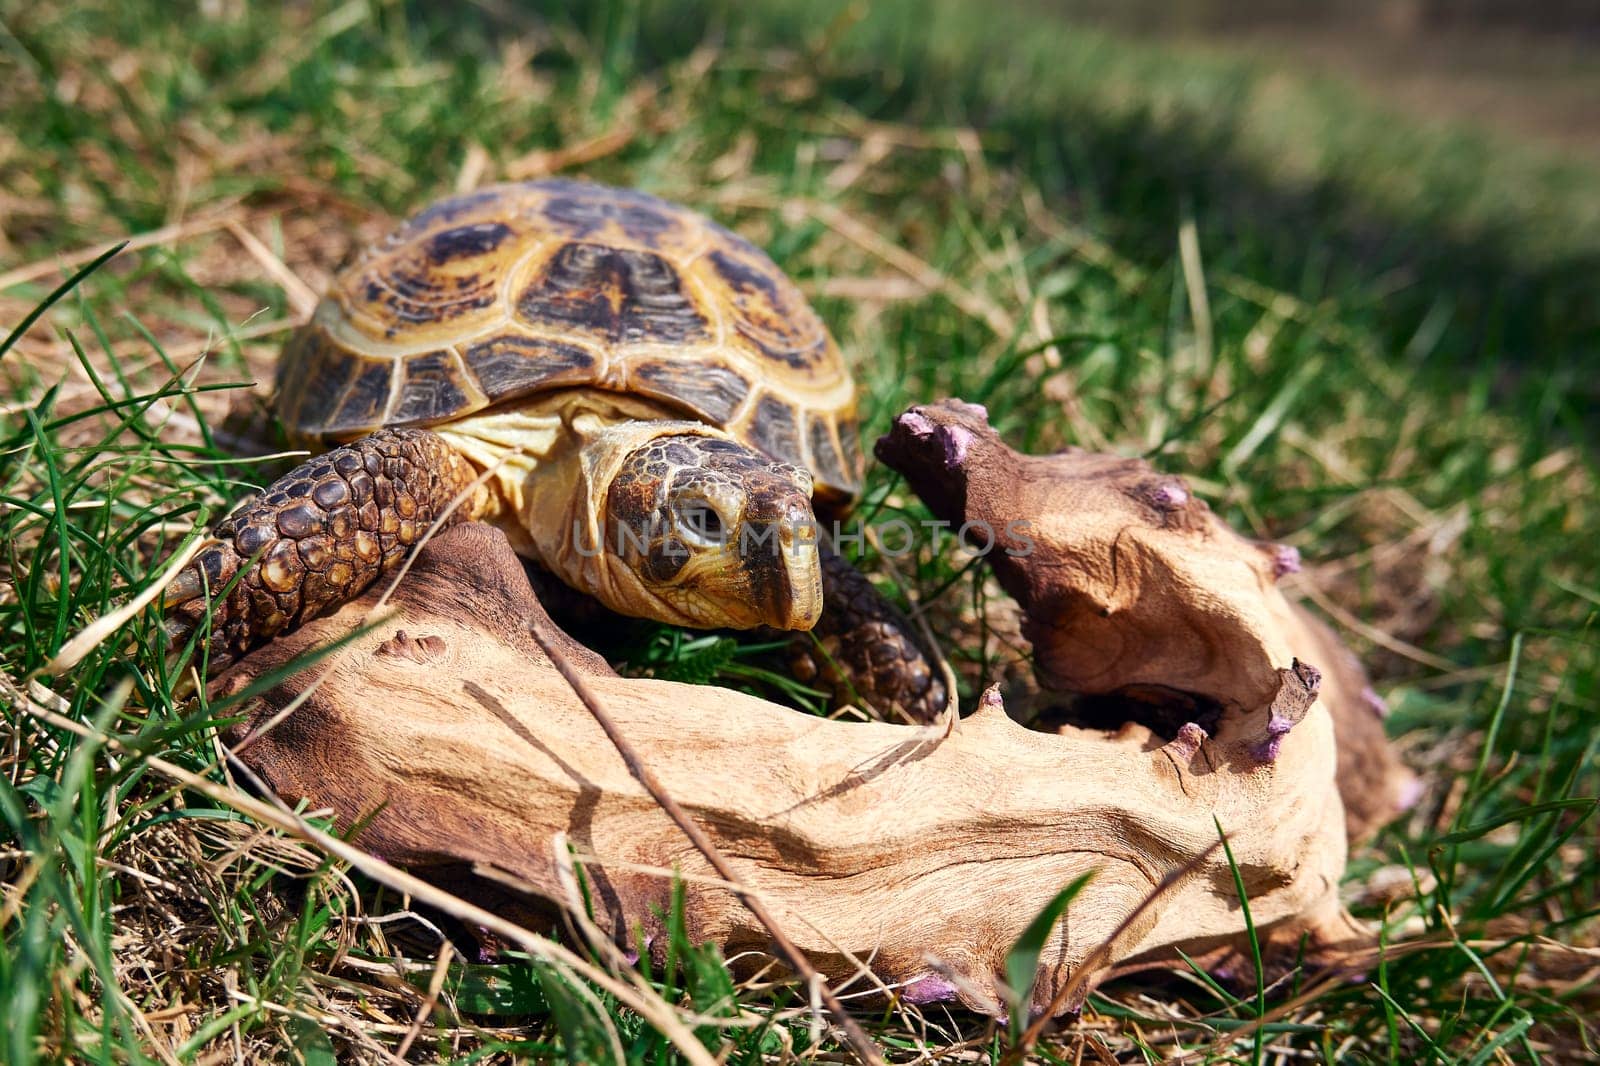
[{"xmin": 216, "ymin": 522, "xmax": 1359, "ymax": 1017}]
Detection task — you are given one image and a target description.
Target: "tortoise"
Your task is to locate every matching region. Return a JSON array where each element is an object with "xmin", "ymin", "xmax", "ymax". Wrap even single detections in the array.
[{"xmin": 165, "ymin": 179, "xmax": 943, "ymax": 719}]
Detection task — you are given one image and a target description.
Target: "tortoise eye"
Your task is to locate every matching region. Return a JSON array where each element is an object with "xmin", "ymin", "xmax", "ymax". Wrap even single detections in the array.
[{"xmin": 675, "ymin": 503, "xmax": 725, "ymax": 546}]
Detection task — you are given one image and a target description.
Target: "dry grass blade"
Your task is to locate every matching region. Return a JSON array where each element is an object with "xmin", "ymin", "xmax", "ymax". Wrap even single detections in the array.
[
  {"xmin": 522, "ymin": 840, "xmax": 938, "ymax": 1035},
  {"xmin": 393, "ymin": 941, "xmax": 452, "ymax": 1059},
  {"xmin": 526, "ymin": 621, "xmax": 889, "ymax": 1066},
  {"xmin": 504, "ymin": 85, "xmax": 661, "ymax": 180},
  {"xmin": 505, "ymin": 125, "xmax": 642, "ymax": 179},
  {"xmin": 0, "ymin": 209, "xmax": 243, "ymax": 292},
  {"xmin": 45, "ymin": 536, "xmax": 204, "ymax": 677},
  {"xmin": 1177, "ymin": 215, "xmax": 1213, "ymax": 369},
  {"xmin": 1295, "ymin": 581, "xmax": 1460, "ymax": 674},
  {"xmin": 224, "ymin": 220, "xmax": 320, "ymax": 320},
  {"xmin": 716, "ymin": 190, "xmax": 1015, "ymax": 338},
  {"xmin": 455, "ymin": 142, "xmax": 493, "ymax": 192},
  {"xmin": 472, "ymin": 850, "xmax": 792, "ymax": 1034},
  {"xmin": 811, "ymin": 200, "xmax": 1015, "ymax": 339}
]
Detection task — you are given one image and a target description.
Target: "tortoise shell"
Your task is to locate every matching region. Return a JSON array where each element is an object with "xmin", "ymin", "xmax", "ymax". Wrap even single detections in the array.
[{"xmin": 276, "ymin": 180, "xmax": 863, "ymax": 500}]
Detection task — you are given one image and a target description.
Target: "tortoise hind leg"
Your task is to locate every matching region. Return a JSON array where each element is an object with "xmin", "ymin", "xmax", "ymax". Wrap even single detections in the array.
[
  {"xmin": 788, "ymin": 550, "xmax": 948, "ymax": 723},
  {"xmin": 165, "ymin": 428, "xmax": 482, "ymax": 666}
]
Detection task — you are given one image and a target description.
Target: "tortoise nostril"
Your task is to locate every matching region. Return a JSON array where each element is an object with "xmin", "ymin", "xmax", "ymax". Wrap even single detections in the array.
[{"xmin": 768, "ymin": 494, "xmax": 816, "ymax": 538}]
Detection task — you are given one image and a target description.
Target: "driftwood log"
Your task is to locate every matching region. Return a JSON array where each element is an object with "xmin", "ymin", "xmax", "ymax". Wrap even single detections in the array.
[
  {"xmin": 875, "ymin": 400, "xmax": 1418, "ymax": 842},
  {"xmin": 217, "ymin": 519, "xmax": 1366, "ymax": 1019}
]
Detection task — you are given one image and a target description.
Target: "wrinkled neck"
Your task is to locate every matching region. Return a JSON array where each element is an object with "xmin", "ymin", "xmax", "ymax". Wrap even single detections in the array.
[
  {"xmin": 537, "ymin": 412, "xmax": 738, "ymax": 626},
  {"xmin": 436, "ymin": 390, "xmax": 738, "ymax": 624}
]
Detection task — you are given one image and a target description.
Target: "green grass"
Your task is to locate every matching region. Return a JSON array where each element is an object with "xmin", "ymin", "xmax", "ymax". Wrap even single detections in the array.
[{"xmin": 2, "ymin": 0, "xmax": 1598, "ymax": 1060}]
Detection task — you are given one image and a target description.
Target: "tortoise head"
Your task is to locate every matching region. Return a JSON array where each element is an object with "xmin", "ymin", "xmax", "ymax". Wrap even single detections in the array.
[{"xmin": 601, "ymin": 434, "xmax": 822, "ymax": 630}]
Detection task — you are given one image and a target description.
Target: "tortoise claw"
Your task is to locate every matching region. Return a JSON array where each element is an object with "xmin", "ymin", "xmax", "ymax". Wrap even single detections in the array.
[{"xmin": 162, "ymin": 567, "xmax": 204, "ymax": 609}]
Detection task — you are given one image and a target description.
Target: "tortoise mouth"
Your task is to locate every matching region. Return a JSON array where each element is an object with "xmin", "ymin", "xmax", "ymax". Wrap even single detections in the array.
[
  {"xmin": 740, "ymin": 495, "xmax": 822, "ymax": 630},
  {"xmin": 647, "ymin": 554, "xmax": 820, "ymax": 631},
  {"xmin": 765, "ymin": 537, "xmax": 823, "ymax": 631}
]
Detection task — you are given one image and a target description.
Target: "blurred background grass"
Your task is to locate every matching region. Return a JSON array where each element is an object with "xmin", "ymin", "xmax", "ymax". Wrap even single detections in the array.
[{"xmin": 1, "ymin": 0, "xmax": 1597, "ymax": 1061}]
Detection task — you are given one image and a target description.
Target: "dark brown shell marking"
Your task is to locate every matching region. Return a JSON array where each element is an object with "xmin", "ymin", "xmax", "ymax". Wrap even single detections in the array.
[
  {"xmin": 391, "ymin": 351, "xmax": 475, "ymax": 424},
  {"xmin": 748, "ymin": 394, "xmax": 802, "ymax": 470},
  {"xmin": 629, "ymin": 359, "xmax": 752, "ymax": 424},
  {"xmin": 275, "ymin": 328, "xmax": 352, "ymax": 434},
  {"xmin": 277, "ymin": 180, "xmax": 860, "ymax": 497},
  {"xmin": 705, "ymin": 242, "xmax": 831, "ymax": 370},
  {"xmin": 807, "ymin": 413, "xmax": 851, "ymax": 496},
  {"xmin": 514, "ymin": 242, "xmax": 710, "ymax": 345},
  {"xmin": 536, "ymin": 180, "xmax": 686, "ymax": 246},
  {"xmin": 331, "ymin": 358, "xmax": 399, "ymax": 430},
  {"xmin": 460, "ymin": 334, "xmax": 596, "ymax": 395},
  {"xmin": 358, "ymin": 241, "xmax": 502, "ymax": 331}
]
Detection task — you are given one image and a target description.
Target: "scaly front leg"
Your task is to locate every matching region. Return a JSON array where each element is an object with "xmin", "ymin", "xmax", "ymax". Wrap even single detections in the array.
[
  {"xmin": 165, "ymin": 427, "xmax": 482, "ymax": 665},
  {"xmin": 789, "ymin": 549, "xmax": 949, "ymax": 723}
]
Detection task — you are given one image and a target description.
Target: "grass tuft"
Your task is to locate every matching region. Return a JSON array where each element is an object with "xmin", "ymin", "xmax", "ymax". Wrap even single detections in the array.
[{"xmin": 2, "ymin": 0, "xmax": 1597, "ymax": 1060}]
